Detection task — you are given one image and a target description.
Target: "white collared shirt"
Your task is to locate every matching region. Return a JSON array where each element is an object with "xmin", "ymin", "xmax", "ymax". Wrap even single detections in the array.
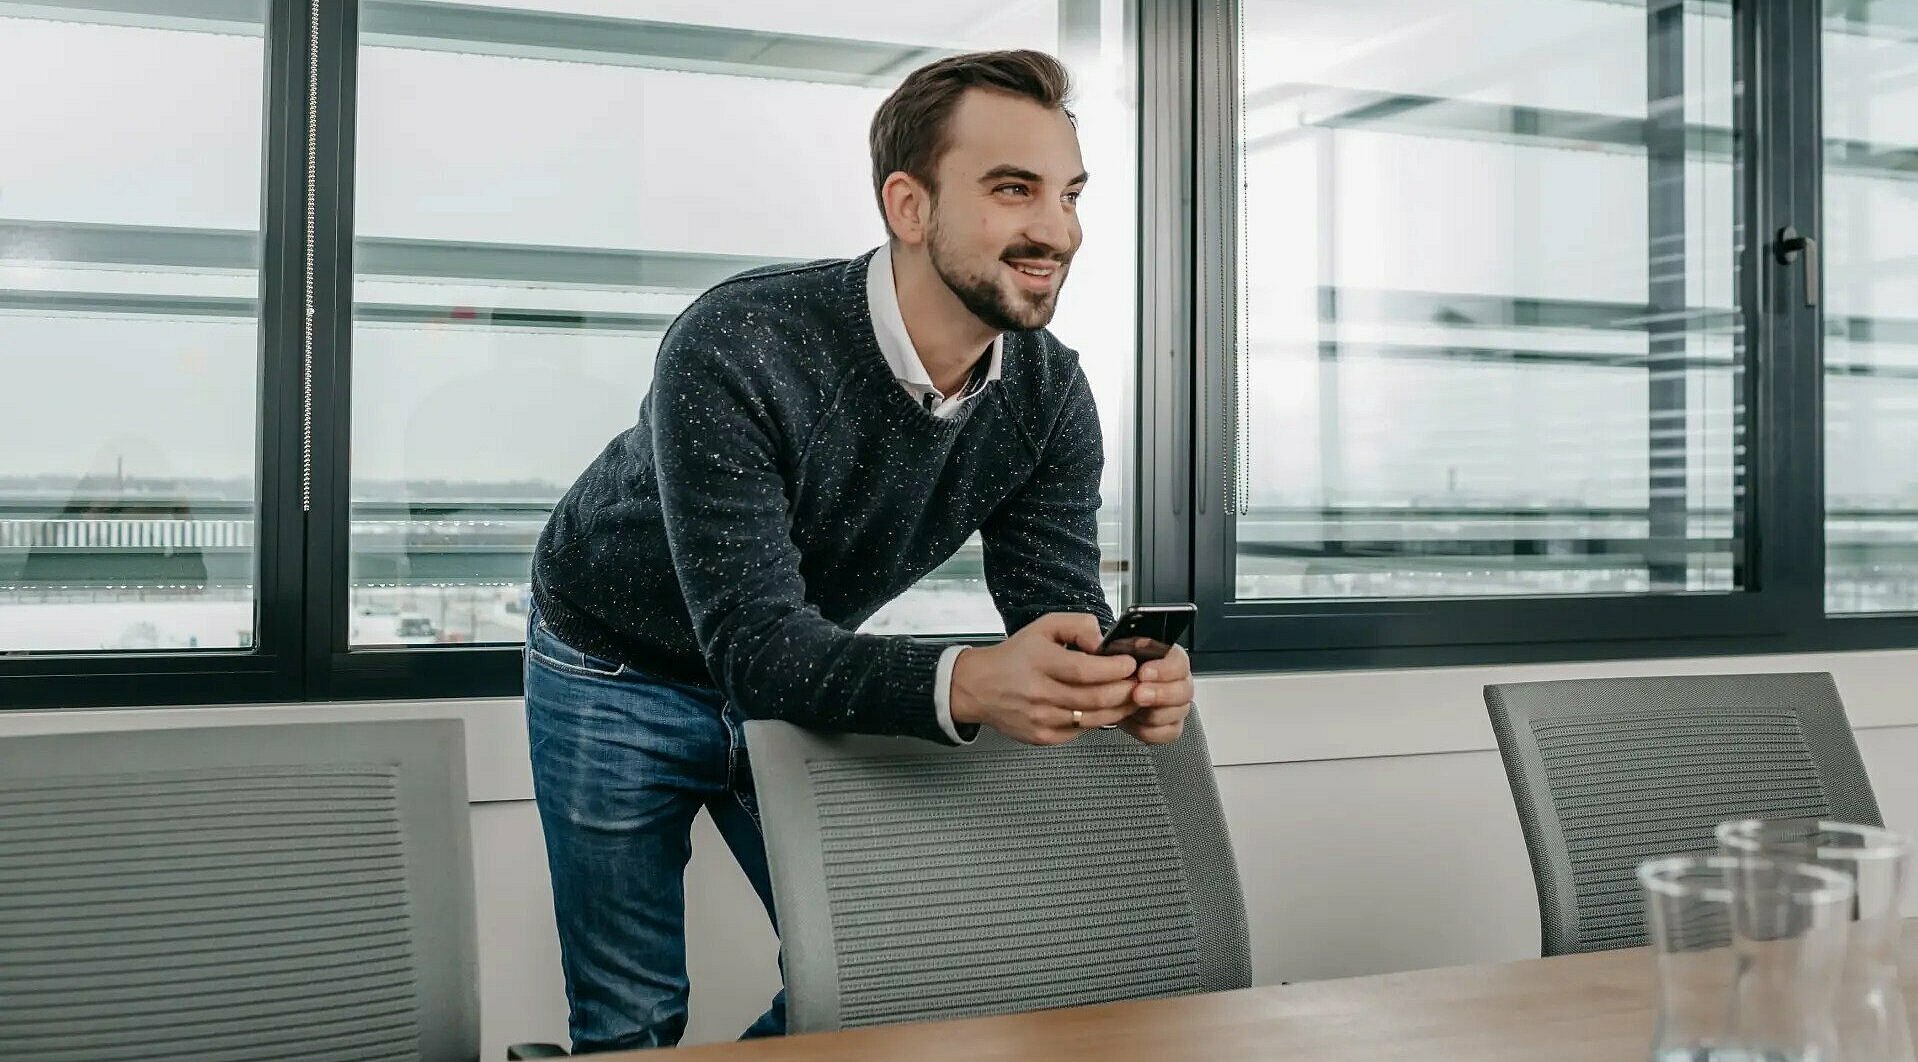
[
  {"xmin": 866, "ymin": 242, "xmax": 1004, "ymax": 419},
  {"xmin": 865, "ymin": 243, "xmax": 999, "ymax": 743}
]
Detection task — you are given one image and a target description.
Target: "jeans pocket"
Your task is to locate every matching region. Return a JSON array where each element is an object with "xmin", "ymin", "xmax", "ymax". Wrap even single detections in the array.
[{"xmin": 528, "ymin": 623, "xmax": 627, "ymax": 680}]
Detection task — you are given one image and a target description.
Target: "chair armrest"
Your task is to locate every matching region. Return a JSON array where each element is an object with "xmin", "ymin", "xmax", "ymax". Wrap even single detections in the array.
[{"xmin": 506, "ymin": 1043, "xmax": 569, "ymax": 1059}]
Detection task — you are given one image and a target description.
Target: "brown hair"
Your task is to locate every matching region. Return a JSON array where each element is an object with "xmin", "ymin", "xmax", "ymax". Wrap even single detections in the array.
[{"xmin": 869, "ymin": 50, "xmax": 1075, "ymax": 237}]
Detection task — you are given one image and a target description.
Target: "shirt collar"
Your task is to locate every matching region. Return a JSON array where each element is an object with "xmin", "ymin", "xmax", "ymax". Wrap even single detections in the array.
[{"xmin": 866, "ymin": 242, "xmax": 1004, "ymax": 396}]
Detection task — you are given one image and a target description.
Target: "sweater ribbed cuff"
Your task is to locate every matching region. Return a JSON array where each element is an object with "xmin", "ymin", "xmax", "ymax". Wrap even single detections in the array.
[{"xmin": 885, "ymin": 638, "xmax": 959, "ymax": 745}]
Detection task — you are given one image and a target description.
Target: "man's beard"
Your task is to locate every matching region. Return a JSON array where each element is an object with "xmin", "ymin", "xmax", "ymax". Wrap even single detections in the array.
[{"xmin": 927, "ymin": 219, "xmax": 1068, "ymax": 333}]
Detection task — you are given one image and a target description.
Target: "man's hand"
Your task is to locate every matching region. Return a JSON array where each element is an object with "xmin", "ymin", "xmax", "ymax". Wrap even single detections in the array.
[
  {"xmin": 950, "ymin": 613, "xmax": 1139, "ymax": 745},
  {"xmin": 1119, "ymin": 644, "xmax": 1193, "ymax": 745}
]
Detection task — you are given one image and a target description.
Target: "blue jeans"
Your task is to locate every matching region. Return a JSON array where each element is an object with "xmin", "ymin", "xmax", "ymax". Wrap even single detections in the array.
[{"xmin": 525, "ymin": 608, "xmax": 786, "ymax": 1052}]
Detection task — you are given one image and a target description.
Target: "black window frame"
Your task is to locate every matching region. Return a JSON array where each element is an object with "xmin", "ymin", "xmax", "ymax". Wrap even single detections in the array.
[
  {"xmin": 1161, "ymin": 0, "xmax": 1918, "ymax": 672},
  {"xmin": 3, "ymin": 0, "xmax": 1915, "ymax": 712},
  {"xmin": 0, "ymin": 0, "xmax": 310, "ymax": 709},
  {"xmin": 299, "ymin": 0, "xmax": 524, "ymax": 701}
]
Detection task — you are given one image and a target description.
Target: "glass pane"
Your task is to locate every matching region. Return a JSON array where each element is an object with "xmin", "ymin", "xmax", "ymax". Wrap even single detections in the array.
[
  {"xmin": 350, "ymin": 1, "xmax": 1136, "ymax": 645},
  {"xmin": 1233, "ymin": 0, "xmax": 1743, "ymax": 600},
  {"xmin": 1824, "ymin": 1, "xmax": 1918, "ymax": 615},
  {"xmin": 0, "ymin": 5, "xmax": 266, "ymax": 652}
]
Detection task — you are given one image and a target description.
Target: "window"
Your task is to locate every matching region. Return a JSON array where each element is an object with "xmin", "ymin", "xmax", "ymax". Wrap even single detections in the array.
[
  {"xmin": 6, "ymin": 0, "xmax": 1916, "ymax": 711},
  {"xmin": 345, "ymin": 0, "xmax": 1137, "ymax": 647},
  {"xmin": 1231, "ymin": 0, "xmax": 1741, "ymax": 602},
  {"xmin": 0, "ymin": 3, "xmax": 270, "ymax": 653},
  {"xmin": 1176, "ymin": 0, "xmax": 1833, "ymax": 664},
  {"xmin": 1824, "ymin": 0, "xmax": 1918, "ymax": 616}
]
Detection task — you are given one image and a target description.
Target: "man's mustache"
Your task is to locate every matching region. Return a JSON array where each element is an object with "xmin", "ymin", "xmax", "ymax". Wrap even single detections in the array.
[{"xmin": 1001, "ymin": 245, "xmax": 1071, "ymax": 266}]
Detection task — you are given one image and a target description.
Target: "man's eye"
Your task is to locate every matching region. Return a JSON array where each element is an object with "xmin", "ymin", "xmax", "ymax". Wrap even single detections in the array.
[
  {"xmin": 996, "ymin": 184, "xmax": 1030, "ymax": 197},
  {"xmin": 1063, "ymin": 190, "xmax": 1082, "ymax": 204}
]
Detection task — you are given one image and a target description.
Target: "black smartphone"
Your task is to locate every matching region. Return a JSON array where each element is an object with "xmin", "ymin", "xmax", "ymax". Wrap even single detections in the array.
[{"xmin": 1095, "ymin": 603, "xmax": 1196, "ymax": 663}]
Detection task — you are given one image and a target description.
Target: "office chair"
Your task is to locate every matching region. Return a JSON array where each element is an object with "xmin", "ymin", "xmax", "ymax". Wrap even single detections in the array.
[
  {"xmin": 1484, "ymin": 671, "xmax": 1881, "ymax": 955},
  {"xmin": 0, "ymin": 718, "xmax": 565, "ymax": 1061},
  {"xmin": 745, "ymin": 711, "xmax": 1252, "ymax": 1033}
]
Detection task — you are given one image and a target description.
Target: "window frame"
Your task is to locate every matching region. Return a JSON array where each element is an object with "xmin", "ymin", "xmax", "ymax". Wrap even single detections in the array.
[
  {"xmin": 298, "ymin": 0, "xmax": 1124, "ymax": 700},
  {"xmin": 1167, "ymin": 0, "xmax": 1918, "ymax": 671},
  {"xmin": 0, "ymin": 0, "xmax": 310, "ymax": 709},
  {"xmin": 5, "ymin": 0, "xmax": 1916, "ymax": 713}
]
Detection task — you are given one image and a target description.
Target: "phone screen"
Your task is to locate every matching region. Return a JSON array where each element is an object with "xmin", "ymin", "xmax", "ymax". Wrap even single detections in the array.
[{"xmin": 1095, "ymin": 604, "xmax": 1195, "ymax": 662}]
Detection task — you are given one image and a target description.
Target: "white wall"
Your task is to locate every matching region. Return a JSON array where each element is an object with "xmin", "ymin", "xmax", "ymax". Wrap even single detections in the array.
[{"xmin": 5, "ymin": 648, "xmax": 1917, "ymax": 1055}]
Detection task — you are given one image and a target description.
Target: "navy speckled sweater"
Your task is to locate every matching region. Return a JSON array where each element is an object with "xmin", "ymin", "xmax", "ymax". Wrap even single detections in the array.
[{"xmin": 529, "ymin": 250, "xmax": 1113, "ymax": 745}]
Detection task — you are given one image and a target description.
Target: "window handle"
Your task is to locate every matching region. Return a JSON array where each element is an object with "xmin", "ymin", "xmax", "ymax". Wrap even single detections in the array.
[{"xmin": 1775, "ymin": 225, "xmax": 1819, "ymax": 308}]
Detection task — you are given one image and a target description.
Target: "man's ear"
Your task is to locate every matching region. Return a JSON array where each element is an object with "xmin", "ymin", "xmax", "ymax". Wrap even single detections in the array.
[{"xmin": 881, "ymin": 171, "xmax": 932, "ymax": 246}]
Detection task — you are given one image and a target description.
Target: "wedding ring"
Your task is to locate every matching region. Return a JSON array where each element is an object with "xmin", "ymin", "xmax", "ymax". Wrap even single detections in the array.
[{"xmin": 1071, "ymin": 709, "xmax": 1084, "ymax": 728}]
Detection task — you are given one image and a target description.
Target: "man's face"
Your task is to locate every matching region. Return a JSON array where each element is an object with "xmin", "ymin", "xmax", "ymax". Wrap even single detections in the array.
[{"xmin": 923, "ymin": 89, "xmax": 1087, "ymax": 333}]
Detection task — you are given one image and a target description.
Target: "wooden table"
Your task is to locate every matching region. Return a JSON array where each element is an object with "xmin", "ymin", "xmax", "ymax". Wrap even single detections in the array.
[{"xmin": 644, "ymin": 925, "xmax": 1918, "ymax": 1061}]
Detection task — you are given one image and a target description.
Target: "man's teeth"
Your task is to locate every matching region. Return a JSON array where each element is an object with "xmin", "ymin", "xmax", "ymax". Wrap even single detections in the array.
[{"xmin": 1013, "ymin": 265, "xmax": 1054, "ymax": 276}]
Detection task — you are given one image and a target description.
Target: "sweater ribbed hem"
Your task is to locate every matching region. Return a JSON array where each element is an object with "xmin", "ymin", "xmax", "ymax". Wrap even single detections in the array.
[{"xmin": 529, "ymin": 577, "xmax": 715, "ymax": 690}]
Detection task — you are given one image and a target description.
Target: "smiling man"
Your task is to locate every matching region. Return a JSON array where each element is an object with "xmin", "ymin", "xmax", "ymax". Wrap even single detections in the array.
[{"xmin": 524, "ymin": 50, "xmax": 1195, "ymax": 1052}]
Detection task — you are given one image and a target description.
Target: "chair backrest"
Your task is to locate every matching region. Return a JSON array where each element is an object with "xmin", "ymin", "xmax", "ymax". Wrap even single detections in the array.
[
  {"xmin": 1484, "ymin": 672, "xmax": 1880, "ymax": 956},
  {"xmin": 746, "ymin": 711, "xmax": 1252, "ymax": 1034},
  {"xmin": 0, "ymin": 719, "xmax": 478, "ymax": 1062}
]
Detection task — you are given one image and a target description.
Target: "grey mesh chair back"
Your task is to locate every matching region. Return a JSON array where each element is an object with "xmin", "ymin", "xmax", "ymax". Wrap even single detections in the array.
[
  {"xmin": 0, "ymin": 720, "xmax": 479, "ymax": 1062},
  {"xmin": 745, "ymin": 711, "xmax": 1251, "ymax": 1034},
  {"xmin": 1484, "ymin": 672, "xmax": 1880, "ymax": 956}
]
